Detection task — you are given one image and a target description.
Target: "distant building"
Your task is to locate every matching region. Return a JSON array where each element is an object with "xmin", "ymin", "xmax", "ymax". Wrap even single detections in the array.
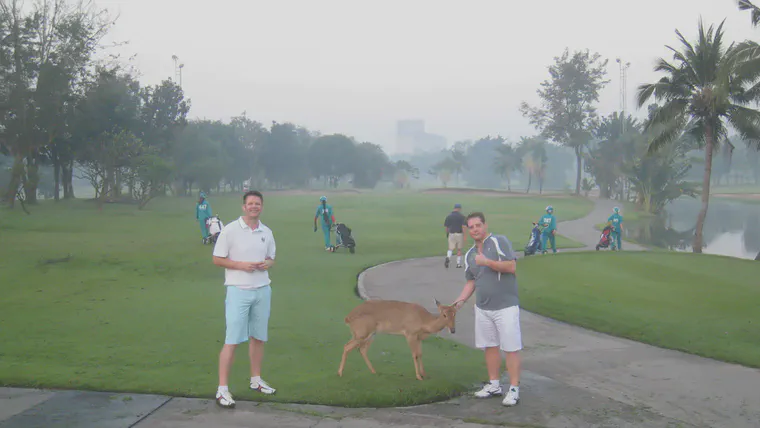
[{"xmin": 395, "ymin": 120, "xmax": 447, "ymax": 155}]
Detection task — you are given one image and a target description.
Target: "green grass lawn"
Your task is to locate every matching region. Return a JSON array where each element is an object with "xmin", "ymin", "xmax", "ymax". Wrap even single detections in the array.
[
  {"xmin": 0, "ymin": 192, "xmax": 592, "ymax": 407},
  {"xmin": 519, "ymin": 251, "xmax": 760, "ymax": 368}
]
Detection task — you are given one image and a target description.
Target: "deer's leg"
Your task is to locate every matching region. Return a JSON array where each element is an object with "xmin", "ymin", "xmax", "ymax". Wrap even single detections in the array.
[
  {"xmin": 359, "ymin": 335, "xmax": 376, "ymax": 374},
  {"xmin": 338, "ymin": 338, "xmax": 362, "ymax": 377},
  {"xmin": 406, "ymin": 334, "xmax": 424, "ymax": 380},
  {"xmin": 418, "ymin": 343, "xmax": 426, "ymax": 378}
]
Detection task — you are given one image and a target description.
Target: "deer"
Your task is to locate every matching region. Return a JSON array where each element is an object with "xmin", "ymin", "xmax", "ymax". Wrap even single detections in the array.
[{"xmin": 337, "ymin": 298, "xmax": 458, "ymax": 381}]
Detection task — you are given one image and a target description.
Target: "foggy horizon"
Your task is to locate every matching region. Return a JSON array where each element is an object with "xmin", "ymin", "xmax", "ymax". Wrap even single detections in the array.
[{"xmin": 96, "ymin": 0, "xmax": 760, "ymax": 154}]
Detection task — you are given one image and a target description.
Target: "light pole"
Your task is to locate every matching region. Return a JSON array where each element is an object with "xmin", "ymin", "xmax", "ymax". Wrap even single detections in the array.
[
  {"xmin": 172, "ymin": 55, "xmax": 185, "ymax": 88},
  {"xmin": 616, "ymin": 58, "xmax": 631, "ymax": 134}
]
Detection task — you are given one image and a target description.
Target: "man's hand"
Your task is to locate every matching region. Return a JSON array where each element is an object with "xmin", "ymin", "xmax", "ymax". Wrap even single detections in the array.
[
  {"xmin": 475, "ymin": 252, "xmax": 489, "ymax": 267},
  {"xmin": 238, "ymin": 261, "xmax": 273, "ymax": 272},
  {"xmin": 453, "ymin": 300, "xmax": 465, "ymax": 310},
  {"xmin": 238, "ymin": 262, "xmax": 259, "ymax": 273}
]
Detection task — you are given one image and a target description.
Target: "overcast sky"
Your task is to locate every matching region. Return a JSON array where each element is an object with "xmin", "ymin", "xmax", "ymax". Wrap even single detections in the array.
[{"xmin": 95, "ymin": 0, "xmax": 759, "ymax": 154}]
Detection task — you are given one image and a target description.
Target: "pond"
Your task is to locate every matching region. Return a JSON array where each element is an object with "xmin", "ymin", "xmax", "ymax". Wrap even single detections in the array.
[{"xmin": 624, "ymin": 197, "xmax": 760, "ymax": 260}]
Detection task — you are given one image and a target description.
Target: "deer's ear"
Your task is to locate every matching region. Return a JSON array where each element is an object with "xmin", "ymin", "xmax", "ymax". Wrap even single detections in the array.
[{"xmin": 434, "ymin": 298, "xmax": 441, "ymax": 307}]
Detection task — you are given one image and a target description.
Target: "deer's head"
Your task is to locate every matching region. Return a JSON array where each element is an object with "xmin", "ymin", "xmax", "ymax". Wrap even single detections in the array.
[{"xmin": 434, "ymin": 298, "xmax": 458, "ymax": 334}]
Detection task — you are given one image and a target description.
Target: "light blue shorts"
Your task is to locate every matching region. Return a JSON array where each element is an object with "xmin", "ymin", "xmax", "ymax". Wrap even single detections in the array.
[{"xmin": 224, "ymin": 285, "xmax": 271, "ymax": 345}]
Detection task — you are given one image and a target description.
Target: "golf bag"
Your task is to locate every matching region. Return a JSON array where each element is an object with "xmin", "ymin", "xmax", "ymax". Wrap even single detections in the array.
[
  {"xmin": 333, "ymin": 223, "xmax": 356, "ymax": 254},
  {"xmin": 205, "ymin": 216, "xmax": 224, "ymax": 245},
  {"xmin": 524, "ymin": 223, "xmax": 544, "ymax": 256},
  {"xmin": 596, "ymin": 225, "xmax": 613, "ymax": 251}
]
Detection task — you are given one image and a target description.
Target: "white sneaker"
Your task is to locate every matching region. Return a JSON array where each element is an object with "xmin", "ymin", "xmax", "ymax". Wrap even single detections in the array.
[
  {"xmin": 250, "ymin": 378, "xmax": 276, "ymax": 395},
  {"xmin": 502, "ymin": 386, "xmax": 520, "ymax": 406},
  {"xmin": 474, "ymin": 382, "xmax": 503, "ymax": 398},
  {"xmin": 215, "ymin": 390, "xmax": 235, "ymax": 408}
]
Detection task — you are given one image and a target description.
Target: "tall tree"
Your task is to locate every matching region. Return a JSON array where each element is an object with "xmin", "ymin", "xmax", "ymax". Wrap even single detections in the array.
[
  {"xmin": 520, "ymin": 48, "xmax": 609, "ymax": 195},
  {"xmin": 518, "ymin": 136, "xmax": 548, "ymax": 193},
  {"xmin": 308, "ymin": 134, "xmax": 356, "ymax": 185},
  {"xmin": 0, "ymin": 0, "xmax": 114, "ymax": 204},
  {"xmin": 492, "ymin": 142, "xmax": 522, "ymax": 191},
  {"xmin": 172, "ymin": 121, "xmax": 224, "ymax": 195},
  {"xmin": 73, "ymin": 67, "xmax": 141, "ymax": 201},
  {"xmin": 229, "ymin": 113, "xmax": 266, "ymax": 190},
  {"xmin": 585, "ymin": 112, "xmax": 641, "ymax": 199},
  {"xmin": 449, "ymin": 141, "xmax": 469, "ymax": 185},
  {"xmin": 257, "ymin": 122, "xmax": 310, "ymax": 189},
  {"xmin": 430, "ymin": 156, "xmax": 458, "ymax": 188},
  {"xmin": 461, "ymin": 136, "xmax": 505, "ymax": 188},
  {"xmin": 352, "ymin": 142, "xmax": 389, "ymax": 188},
  {"xmin": 0, "ymin": 0, "xmax": 38, "ymax": 206},
  {"xmin": 636, "ymin": 20, "xmax": 760, "ymax": 252},
  {"xmin": 139, "ymin": 79, "xmax": 189, "ymax": 155},
  {"xmin": 623, "ymin": 131, "xmax": 700, "ymax": 214}
]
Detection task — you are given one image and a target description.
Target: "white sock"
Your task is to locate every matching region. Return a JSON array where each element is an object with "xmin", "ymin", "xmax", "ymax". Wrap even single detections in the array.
[
  {"xmin": 447, "ymin": 250, "xmax": 452, "ymax": 258},
  {"xmin": 510, "ymin": 385, "xmax": 519, "ymax": 393},
  {"xmin": 457, "ymin": 256, "xmax": 462, "ymax": 264},
  {"xmin": 217, "ymin": 385, "xmax": 229, "ymax": 394},
  {"xmin": 490, "ymin": 379, "xmax": 500, "ymax": 388},
  {"xmin": 251, "ymin": 376, "xmax": 261, "ymax": 385}
]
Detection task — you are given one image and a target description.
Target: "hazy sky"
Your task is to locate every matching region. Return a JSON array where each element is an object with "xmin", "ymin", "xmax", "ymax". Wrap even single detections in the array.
[{"xmin": 96, "ymin": 0, "xmax": 759, "ymax": 154}]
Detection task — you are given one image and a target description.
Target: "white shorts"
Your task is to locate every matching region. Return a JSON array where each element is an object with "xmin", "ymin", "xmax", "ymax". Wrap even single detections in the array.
[{"xmin": 475, "ymin": 305, "xmax": 523, "ymax": 352}]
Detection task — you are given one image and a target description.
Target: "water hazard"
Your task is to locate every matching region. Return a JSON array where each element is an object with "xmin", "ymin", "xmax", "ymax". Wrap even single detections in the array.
[{"xmin": 623, "ymin": 197, "xmax": 760, "ymax": 260}]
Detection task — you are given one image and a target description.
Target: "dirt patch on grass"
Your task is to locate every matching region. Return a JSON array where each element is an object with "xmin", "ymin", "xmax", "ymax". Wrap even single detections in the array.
[{"xmin": 421, "ymin": 188, "xmax": 570, "ymax": 198}]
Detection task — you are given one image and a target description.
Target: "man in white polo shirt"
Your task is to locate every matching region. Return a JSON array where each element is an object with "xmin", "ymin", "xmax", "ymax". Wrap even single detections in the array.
[{"xmin": 212, "ymin": 190, "xmax": 277, "ymax": 409}]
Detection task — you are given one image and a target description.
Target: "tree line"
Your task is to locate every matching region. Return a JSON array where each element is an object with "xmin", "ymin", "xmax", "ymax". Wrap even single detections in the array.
[
  {"xmin": 0, "ymin": 0, "xmax": 402, "ymax": 211},
  {"xmin": 423, "ymin": 3, "xmax": 760, "ymax": 253},
  {"xmin": 5, "ymin": 0, "xmax": 760, "ymax": 253}
]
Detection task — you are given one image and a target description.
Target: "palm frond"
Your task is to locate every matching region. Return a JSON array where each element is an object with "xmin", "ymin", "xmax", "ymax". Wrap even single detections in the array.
[
  {"xmin": 644, "ymin": 99, "xmax": 689, "ymax": 131},
  {"xmin": 738, "ymin": 0, "xmax": 760, "ymax": 27},
  {"xmin": 653, "ymin": 58, "xmax": 681, "ymax": 75},
  {"xmin": 727, "ymin": 104, "xmax": 760, "ymax": 144},
  {"xmin": 647, "ymin": 113, "xmax": 688, "ymax": 154},
  {"xmin": 727, "ymin": 43, "xmax": 760, "ymax": 92},
  {"xmin": 636, "ymin": 77, "xmax": 687, "ymax": 106},
  {"xmin": 684, "ymin": 118, "xmax": 707, "ymax": 150},
  {"xmin": 668, "ymin": 38, "xmax": 700, "ymax": 84},
  {"xmin": 636, "ymin": 83, "xmax": 657, "ymax": 107},
  {"xmin": 713, "ymin": 120, "xmax": 729, "ymax": 149}
]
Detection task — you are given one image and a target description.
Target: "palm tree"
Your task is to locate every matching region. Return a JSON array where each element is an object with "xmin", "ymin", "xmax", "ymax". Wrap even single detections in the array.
[
  {"xmin": 450, "ymin": 142, "xmax": 469, "ymax": 185},
  {"xmin": 492, "ymin": 143, "xmax": 522, "ymax": 191},
  {"xmin": 430, "ymin": 157, "xmax": 458, "ymax": 188},
  {"xmin": 587, "ymin": 112, "xmax": 641, "ymax": 199},
  {"xmin": 624, "ymin": 139, "xmax": 700, "ymax": 214},
  {"xmin": 518, "ymin": 136, "xmax": 548, "ymax": 193},
  {"xmin": 738, "ymin": 0, "xmax": 760, "ymax": 27},
  {"xmin": 636, "ymin": 20, "xmax": 760, "ymax": 253}
]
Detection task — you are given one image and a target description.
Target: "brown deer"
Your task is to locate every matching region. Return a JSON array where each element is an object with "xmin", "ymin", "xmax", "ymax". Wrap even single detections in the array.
[{"xmin": 337, "ymin": 298, "xmax": 458, "ymax": 380}]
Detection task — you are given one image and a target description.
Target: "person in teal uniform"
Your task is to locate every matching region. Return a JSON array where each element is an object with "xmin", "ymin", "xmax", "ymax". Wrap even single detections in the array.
[
  {"xmin": 607, "ymin": 206, "xmax": 624, "ymax": 250},
  {"xmin": 313, "ymin": 196, "xmax": 336, "ymax": 251},
  {"xmin": 538, "ymin": 205, "xmax": 557, "ymax": 254},
  {"xmin": 196, "ymin": 191, "xmax": 213, "ymax": 243}
]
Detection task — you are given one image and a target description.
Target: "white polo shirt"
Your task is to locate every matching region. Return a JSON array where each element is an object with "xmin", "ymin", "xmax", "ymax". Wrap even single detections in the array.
[{"xmin": 212, "ymin": 217, "xmax": 276, "ymax": 290}]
